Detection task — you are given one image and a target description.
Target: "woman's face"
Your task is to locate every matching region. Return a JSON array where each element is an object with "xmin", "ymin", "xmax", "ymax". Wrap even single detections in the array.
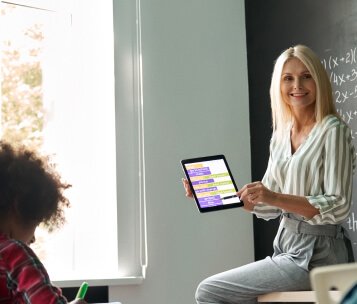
[{"xmin": 280, "ymin": 57, "xmax": 316, "ymax": 112}]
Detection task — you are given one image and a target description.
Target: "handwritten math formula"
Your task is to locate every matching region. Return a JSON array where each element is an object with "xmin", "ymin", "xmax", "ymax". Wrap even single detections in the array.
[
  {"xmin": 322, "ymin": 48, "xmax": 357, "ymax": 126},
  {"xmin": 322, "ymin": 48, "xmax": 357, "ymax": 250},
  {"xmin": 346, "ymin": 211, "xmax": 357, "ymax": 246}
]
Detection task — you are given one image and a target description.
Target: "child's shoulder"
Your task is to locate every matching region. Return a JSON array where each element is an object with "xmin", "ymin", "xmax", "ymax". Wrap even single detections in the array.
[{"xmin": 0, "ymin": 232, "xmax": 15, "ymax": 249}]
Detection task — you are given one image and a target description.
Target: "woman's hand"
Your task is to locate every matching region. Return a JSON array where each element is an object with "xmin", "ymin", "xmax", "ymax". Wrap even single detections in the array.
[
  {"xmin": 238, "ymin": 181, "xmax": 320, "ymax": 218},
  {"xmin": 237, "ymin": 181, "xmax": 276, "ymax": 207},
  {"xmin": 182, "ymin": 178, "xmax": 193, "ymax": 198},
  {"xmin": 240, "ymin": 196, "xmax": 255, "ymax": 212}
]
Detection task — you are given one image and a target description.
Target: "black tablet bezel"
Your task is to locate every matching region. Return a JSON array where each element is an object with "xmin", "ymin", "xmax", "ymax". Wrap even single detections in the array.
[{"xmin": 181, "ymin": 154, "xmax": 244, "ymax": 212}]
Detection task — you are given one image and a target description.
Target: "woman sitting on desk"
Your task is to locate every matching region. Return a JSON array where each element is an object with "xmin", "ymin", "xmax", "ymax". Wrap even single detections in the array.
[{"xmin": 183, "ymin": 44, "xmax": 356, "ymax": 304}]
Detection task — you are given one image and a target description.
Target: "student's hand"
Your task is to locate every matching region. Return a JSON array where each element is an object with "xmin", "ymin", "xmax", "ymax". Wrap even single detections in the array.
[
  {"xmin": 237, "ymin": 181, "xmax": 276, "ymax": 207},
  {"xmin": 69, "ymin": 299, "xmax": 87, "ymax": 304},
  {"xmin": 182, "ymin": 178, "xmax": 193, "ymax": 198}
]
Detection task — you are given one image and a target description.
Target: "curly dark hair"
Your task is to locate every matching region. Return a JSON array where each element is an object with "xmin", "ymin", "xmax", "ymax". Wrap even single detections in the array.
[{"xmin": 0, "ymin": 141, "xmax": 71, "ymax": 231}]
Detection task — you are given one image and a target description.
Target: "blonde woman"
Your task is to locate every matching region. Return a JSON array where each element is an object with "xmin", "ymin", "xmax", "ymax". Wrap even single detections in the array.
[{"xmin": 183, "ymin": 45, "xmax": 356, "ymax": 303}]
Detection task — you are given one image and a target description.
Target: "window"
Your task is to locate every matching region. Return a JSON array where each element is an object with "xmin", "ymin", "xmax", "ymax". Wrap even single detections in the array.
[{"xmin": 0, "ymin": 0, "xmax": 146, "ymax": 285}]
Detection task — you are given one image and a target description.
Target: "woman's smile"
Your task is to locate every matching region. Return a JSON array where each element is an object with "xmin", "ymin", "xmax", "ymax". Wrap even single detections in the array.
[{"xmin": 281, "ymin": 57, "xmax": 316, "ymax": 110}]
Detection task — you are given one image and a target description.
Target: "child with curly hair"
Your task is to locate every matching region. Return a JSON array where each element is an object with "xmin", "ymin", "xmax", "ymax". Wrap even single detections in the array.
[{"xmin": 0, "ymin": 141, "xmax": 87, "ymax": 303}]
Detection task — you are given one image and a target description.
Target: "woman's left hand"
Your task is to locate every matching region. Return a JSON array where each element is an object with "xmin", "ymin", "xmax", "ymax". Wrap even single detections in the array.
[{"xmin": 237, "ymin": 181, "xmax": 277, "ymax": 206}]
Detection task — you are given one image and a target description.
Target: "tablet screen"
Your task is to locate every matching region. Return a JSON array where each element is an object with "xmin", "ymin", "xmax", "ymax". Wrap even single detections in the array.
[{"xmin": 181, "ymin": 155, "xmax": 243, "ymax": 212}]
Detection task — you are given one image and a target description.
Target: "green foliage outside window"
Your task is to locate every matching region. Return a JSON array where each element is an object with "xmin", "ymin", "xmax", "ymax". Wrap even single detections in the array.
[{"xmin": 1, "ymin": 4, "xmax": 45, "ymax": 151}]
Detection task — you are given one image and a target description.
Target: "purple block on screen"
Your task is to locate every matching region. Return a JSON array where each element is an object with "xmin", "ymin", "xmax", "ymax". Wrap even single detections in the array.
[
  {"xmin": 199, "ymin": 199, "xmax": 223, "ymax": 208},
  {"xmin": 192, "ymin": 179, "xmax": 214, "ymax": 185},
  {"xmin": 187, "ymin": 167, "xmax": 211, "ymax": 177},
  {"xmin": 198, "ymin": 195, "xmax": 221, "ymax": 203}
]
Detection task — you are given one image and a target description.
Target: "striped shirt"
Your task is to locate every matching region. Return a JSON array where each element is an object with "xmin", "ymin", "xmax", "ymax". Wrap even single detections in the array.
[
  {"xmin": 253, "ymin": 115, "xmax": 356, "ymax": 225},
  {"xmin": 0, "ymin": 232, "xmax": 68, "ymax": 303}
]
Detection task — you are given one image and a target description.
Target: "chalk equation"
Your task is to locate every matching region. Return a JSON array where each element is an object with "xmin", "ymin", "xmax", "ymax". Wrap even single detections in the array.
[
  {"xmin": 322, "ymin": 47, "xmax": 357, "ymax": 134},
  {"xmin": 345, "ymin": 212, "xmax": 357, "ymax": 246},
  {"xmin": 323, "ymin": 47, "xmax": 357, "ymax": 251},
  {"xmin": 346, "ymin": 211, "xmax": 357, "ymax": 232},
  {"xmin": 321, "ymin": 48, "xmax": 357, "ymax": 69}
]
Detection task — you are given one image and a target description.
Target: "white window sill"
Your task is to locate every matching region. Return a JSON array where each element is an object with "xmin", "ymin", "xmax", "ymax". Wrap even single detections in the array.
[{"xmin": 53, "ymin": 276, "xmax": 144, "ymax": 288}]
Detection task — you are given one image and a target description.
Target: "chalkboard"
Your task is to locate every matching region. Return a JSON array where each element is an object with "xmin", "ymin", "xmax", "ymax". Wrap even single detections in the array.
[
  {"xmin": 324, "ymin": 47, "xmax": 357, "ymax": 249},
  {"xmin": 245, "ymin": 0, "xmax": 357, "ymax": 260}
]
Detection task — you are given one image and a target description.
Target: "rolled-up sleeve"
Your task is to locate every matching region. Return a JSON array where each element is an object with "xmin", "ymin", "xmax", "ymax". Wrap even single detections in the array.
[{"xmin": 306, "ymin": 123, "xmax": 356, "ymax": 224}]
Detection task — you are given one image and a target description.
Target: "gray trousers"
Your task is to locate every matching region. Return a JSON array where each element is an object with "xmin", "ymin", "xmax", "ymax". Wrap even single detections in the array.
[{"xmin": 195, "ymin": 216, "xmax": 349, "ymax": 304}]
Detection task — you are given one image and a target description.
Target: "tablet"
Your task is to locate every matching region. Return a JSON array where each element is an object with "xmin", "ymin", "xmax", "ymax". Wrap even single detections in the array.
[{"xmin": 181, "ymin": 155, "xmax": 243, "ymax": 212}]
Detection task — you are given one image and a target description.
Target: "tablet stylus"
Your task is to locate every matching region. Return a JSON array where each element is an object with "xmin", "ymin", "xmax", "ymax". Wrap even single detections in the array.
[{"xmin": 222, "ymin": 195, "xmax": 238, "ymax": 200}]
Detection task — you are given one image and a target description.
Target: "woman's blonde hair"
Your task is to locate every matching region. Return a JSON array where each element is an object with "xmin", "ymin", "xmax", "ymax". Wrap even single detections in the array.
[{"xmin": 269, "ymin": 45, "xmax": 337, "ymax": 138}]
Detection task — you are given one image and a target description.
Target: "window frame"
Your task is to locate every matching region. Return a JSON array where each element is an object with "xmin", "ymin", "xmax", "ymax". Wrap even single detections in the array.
[{"xmin": 0, "ymin": 0, "xmax": 147, "ymax": 287}]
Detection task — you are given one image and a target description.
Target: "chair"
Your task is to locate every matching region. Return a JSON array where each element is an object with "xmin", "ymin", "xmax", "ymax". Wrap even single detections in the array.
[{"xmin": 310, "ymin": 263, "xmax": 357, "ymax": 304}]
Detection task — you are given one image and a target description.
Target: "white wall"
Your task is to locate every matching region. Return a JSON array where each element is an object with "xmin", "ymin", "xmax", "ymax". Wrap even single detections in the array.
[{"xmin": 110, "ymin": 1, "xmax": 253, "ymax": 303}]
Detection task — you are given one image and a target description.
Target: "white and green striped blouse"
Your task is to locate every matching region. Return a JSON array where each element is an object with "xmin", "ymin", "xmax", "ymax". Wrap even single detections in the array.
[{"xmin": 253, "ymin": 115, "xmax": 356, "ymax": 225}]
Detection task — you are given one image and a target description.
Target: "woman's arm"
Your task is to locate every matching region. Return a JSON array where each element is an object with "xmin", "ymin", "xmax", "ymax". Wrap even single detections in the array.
[
  {"xmin": 304, "ymin": 122, "xmax": 355, "ymax": 224},
  {"xmin": 247, "ymin": 138, "xmax": 282, "ymax": 220},
  {"xmin": 239, "ymin": 121, "xmax": 356, "ymax": 224},
  {"xmin": 238, "ymin": 181, "xmax": 319, "ymax": 219}
]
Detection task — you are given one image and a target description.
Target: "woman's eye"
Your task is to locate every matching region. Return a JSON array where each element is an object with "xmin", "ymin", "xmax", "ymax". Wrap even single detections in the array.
[
  {"xmin": 303, "ymin": 74, "xmax": 312, "ymax": 79},
  {"xmin": 283, "ymin": 76, "xmax": 293, "ymax": 81}
]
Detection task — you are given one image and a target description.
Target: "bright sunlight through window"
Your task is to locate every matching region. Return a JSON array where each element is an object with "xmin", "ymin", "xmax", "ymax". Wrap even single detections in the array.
[{"xmin": 0, "ymin": 0, "xmax": 118, "ymax": 281}]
